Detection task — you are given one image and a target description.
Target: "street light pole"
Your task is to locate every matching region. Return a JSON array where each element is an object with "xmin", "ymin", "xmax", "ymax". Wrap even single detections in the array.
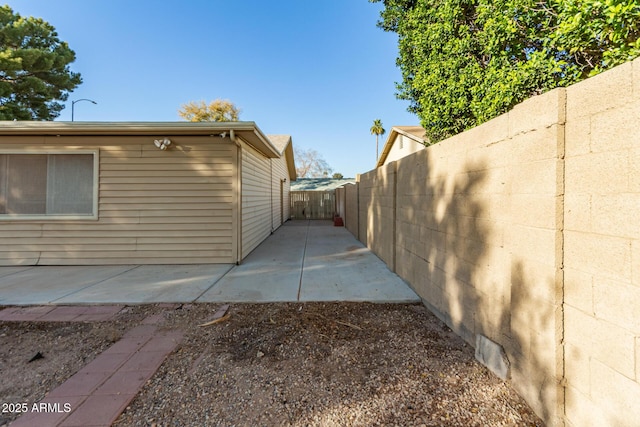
[{"xmin": 71, "ymin": 99, "xmax": 97, "ymax": 121}]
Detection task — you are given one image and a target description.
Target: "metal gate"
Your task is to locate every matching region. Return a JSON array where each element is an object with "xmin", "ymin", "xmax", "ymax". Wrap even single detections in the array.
[{"xmin": 290, "ymin": 191, "xmax": 335, "ymax": 219}]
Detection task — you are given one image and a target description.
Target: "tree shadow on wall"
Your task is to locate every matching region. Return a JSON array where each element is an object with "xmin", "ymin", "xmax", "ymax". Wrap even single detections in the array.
[
  {"xmin": 390, "ymin": 150, "xmax": 556, "ymax": 424},
  {"xmin": 364, "ymin": 163, "xmax": 396, "ymax": 270},
  {"xmin": 508, "ymin": 261, "xmax": 558, "ymax": 423}
]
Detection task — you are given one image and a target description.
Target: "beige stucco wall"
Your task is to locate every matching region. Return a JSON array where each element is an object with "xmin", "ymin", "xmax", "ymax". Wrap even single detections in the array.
[
  {"xmin": 0, "ymin": 135, "xmax": 237, "ymax": 265},
  {"xmin": 350, "ymin": 57, "xmax": 640, "ymax": 426}
]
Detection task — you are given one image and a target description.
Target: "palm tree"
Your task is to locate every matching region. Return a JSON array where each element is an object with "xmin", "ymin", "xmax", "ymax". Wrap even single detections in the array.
[{"xmin": 370, "ymin": 119, "xmax": 386, "ymax": 162}]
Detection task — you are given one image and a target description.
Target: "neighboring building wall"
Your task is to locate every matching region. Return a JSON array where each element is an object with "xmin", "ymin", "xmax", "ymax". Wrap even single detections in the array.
[
  {"xmin": 348, "ymin": 57, "xmax": 640, "ymax": 426},
  {"xmin": 383, "ymin": 133, "xmax": 425, "ymax": 165},
  {"xmin": 0, "ymin": 136, "xmax": 236, "ymax": 265},
  {"xmin": 241, "ymin": 143, "xmax": 271, "ymax": 259}
]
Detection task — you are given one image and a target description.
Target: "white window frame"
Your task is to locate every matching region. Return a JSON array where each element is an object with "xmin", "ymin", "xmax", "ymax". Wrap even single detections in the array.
[{"xmin": 0, "ymin": 150, "xmax": 99, "ymax": 220}]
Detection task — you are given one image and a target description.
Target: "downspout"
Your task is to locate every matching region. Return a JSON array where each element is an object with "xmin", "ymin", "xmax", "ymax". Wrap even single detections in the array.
[{"xmin": 230, "ymin": 129, "xmax": 242, "ymax": 265}]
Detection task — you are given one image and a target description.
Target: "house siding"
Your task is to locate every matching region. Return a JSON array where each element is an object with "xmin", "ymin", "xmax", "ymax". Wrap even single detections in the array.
[
  {"xmin": 0, "ymin": 135, "xmax": 236, "ymax": 265},
  {"xmin": 241, "ymin": 143, "xmax": 271, "ymax": 259},
  {"xmin": 271, "ymin": 154, "xmax": 290, "ymax": 230}
]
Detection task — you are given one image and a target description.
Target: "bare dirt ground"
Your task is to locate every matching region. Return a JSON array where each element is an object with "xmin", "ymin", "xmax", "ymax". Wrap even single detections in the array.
[{"xmin": 1, "ymin": 302, "xmax": 543, "ymax": 426}]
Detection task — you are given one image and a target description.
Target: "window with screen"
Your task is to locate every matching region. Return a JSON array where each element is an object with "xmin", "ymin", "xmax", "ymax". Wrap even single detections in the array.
[{"xmin": 0, "ymin": 152, "xmax": 98, "ymax": 219}]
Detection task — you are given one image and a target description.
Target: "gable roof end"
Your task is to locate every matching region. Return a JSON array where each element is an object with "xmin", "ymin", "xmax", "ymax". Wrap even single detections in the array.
[
  {"xmin": 376, "ymin": 125, "xmax": 428, "ymax": 167},
  {"xmin": 267, "ymin": 134, "xmax": 297, "ymax": 181}
]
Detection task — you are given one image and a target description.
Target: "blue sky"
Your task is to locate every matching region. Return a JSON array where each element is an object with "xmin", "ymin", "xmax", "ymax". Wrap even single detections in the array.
[{"xmin": 8, "ymin": 1, "xmax": 417, "ymax": 177}]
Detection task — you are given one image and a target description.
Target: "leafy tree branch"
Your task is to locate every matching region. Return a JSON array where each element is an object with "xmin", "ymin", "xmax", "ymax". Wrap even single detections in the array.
[{"xmin": 371, "ymin": 0, "xmax": 640, "ymax": 142}]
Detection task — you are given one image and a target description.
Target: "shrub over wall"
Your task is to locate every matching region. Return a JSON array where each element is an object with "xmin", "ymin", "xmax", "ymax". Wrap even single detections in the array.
[{"xmin": 371, "ymin": 0, "xmax": 640, "ymax": 142}]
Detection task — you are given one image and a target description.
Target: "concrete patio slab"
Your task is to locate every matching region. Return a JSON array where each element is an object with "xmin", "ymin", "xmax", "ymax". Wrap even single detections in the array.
[
  {"xmin": 55, "ymin": 264, "xmax": 233, "ymax": 304},
  {"xmin": 196, "ymin": 263, "xmax": 302, "ymax": 302},
  {"xmin": 0, "ymin": 266, "xmax": 137, "ymax": 305},
  {"xmin": 0, "ymin": 266, "xmax": 33, "ymax": 279},
  {"xmin": 299, "ymin": 226, "xmax": 419, "ymax": 302},
  {"xmin": 0, "ymin": 221, "xmax": 420, "ymax": 305},
  {"xmin": 198, "ymin": 221, "xmax": 420, "ymax": 303},
  {"xmin": 196, "ymin": 226, "xmax": 307, "ymax": 302}
]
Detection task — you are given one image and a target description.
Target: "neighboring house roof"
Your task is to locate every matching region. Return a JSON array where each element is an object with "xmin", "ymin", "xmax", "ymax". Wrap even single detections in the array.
[
  {"xmin": 0, "ymin": 121, "xmax": 283, "ymax": 160},
  {"xmin": 267, "ymin": 134, "xmax": 297, "ymax": 181},
  {"xmin": 290, "ymin": 178, "xmax": 356, "ymax": 191},
  {"xmin": 376, "ymin": 125, "xmax": 428, "ymax": 168}
]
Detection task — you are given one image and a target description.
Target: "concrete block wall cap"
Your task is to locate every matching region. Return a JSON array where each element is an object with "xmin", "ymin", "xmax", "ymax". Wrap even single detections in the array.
[{"xmin": 508, "ymin": 88, "xmax": 566, "ymax": 137}]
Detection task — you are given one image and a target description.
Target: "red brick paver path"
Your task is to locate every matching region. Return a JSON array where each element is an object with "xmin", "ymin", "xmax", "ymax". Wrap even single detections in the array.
[{"xmin": 10, "ymin": 315, "xmax": 183, "ymax": 427}]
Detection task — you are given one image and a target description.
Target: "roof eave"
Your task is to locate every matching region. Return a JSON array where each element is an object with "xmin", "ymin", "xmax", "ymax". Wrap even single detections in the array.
[
  {"xmin": 0, "ymin": 121, "xmax": 282, "ymax": 159},
  {"xmin": 0, "ymin": 121, "xmax": 256, "ymax": 136}
]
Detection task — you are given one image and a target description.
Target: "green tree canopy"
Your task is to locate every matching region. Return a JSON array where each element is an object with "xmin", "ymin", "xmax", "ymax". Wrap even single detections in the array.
[
  {"xmin": 178, "ymin": 99, "xmax": 241, "ymax": 122},
  {"xmin": 552, "ymin": 0, "xmax": 640, "ymax": 77},
  {"xmin": 371, "ymin": 0, "xmax": 640, "ymax": 142},
  {"xmin": 0, "ymin": 5, "xmax": 82, "ymax": 120}
]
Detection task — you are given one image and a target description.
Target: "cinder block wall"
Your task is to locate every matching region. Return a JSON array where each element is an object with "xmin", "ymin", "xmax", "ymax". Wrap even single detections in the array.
[
  {"xmin": 562, "ymin": 60, "xmax": 640, "ymax": 426},
  {"xmin": 344, "ymin": 183, "xmax": 359, "ymax": 238},
  {"xmin": 393, "ymin": 89, "xmax": 565, "ymax": 424},
  {"xmin": 359, "ymin": 163, "xmax": 396, "ymax": 270},
  {"xmin": 349, "ymin": 57, "xmax": 640, "ymax": 426}
]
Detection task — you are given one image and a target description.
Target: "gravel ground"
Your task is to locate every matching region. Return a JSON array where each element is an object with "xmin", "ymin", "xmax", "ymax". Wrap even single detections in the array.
[{"xmin": 1, "ymin": 302, "xmax": 543, "ymax": 426}]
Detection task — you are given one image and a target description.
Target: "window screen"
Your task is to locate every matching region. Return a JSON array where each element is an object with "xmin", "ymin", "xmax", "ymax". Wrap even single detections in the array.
[{"xmin": 0, "ymin": 153, "xmax": 95, "ymax": 217}]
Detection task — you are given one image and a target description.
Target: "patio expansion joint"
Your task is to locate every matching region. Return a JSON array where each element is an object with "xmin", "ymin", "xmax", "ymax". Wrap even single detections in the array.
[
  {"xmin": 296, "ymin": 220, "xmax": 311, "ymax": 301},
  {"xmin": 49, "ymin": 265, "xmax": 143, "ymax": 304},
  {"xmin": 1, "ymin": 266, "xmax": 37, "ymax": 278},
  {"xmin": 191, "ymin": 263, "xmax": 236, "ymax": 302}
]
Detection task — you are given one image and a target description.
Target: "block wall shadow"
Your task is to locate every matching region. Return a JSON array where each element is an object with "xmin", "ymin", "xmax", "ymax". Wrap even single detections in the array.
[{"xmin": 360, "ymin": 148, "xmax": 559, "ymax": 424}]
